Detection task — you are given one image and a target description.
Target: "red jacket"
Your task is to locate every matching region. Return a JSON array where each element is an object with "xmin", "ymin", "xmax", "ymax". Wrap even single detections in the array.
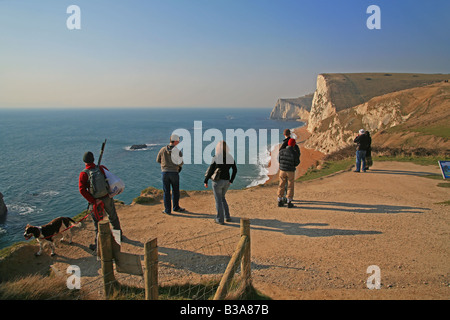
[{"xmin": 79, "ymin": 163, "xmax": 108, "ymax": 204}]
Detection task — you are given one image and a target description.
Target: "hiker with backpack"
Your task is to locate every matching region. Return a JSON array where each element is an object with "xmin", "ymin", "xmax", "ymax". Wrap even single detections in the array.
[{"xmin": 79, "ymin": 151, "xmax": 122, "ymax": 251}]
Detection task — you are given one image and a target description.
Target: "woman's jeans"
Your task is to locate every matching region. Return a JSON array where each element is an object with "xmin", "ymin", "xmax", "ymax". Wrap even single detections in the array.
[
  {"xmin": 162, "ymin": 172, "xmax": 180, "ymax": 213},
  {"xmin": 212, "ymin": 179, "xmax": 230, "ymax": 223},
  {"xmin": 355, "ymin": 150, "xmax": 367, "ymax": 172}
]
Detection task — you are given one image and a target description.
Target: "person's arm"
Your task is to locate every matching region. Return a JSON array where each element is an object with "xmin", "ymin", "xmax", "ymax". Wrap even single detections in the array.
[
  {"xmin": 204, "ymin": 159, "xmax": 217, "ymax": 186},
  {"xmin": 156, "ymin": 148, "xmax": 162, "ymax": 163},
  {"xmin": 230, "ymin": 161, "xmax": 237, "ymax": 183},
  {"xmin": 293, "ymin": 150, "xmax": 300, "ymax": 167},
  {"xmin": 78, "ymin": 171, "xmax": 96, "ymax": 204}
]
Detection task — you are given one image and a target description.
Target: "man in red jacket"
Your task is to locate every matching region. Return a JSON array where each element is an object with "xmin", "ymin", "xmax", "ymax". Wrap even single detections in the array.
[{"xmin": 79, "ymin": 151, "xmax": 122, "ymax": 251}]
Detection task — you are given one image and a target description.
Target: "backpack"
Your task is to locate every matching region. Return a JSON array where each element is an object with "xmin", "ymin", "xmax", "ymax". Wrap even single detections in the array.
[{"xmin": 83, "ymin": 166, "xmax": 109, "ymax": 199}]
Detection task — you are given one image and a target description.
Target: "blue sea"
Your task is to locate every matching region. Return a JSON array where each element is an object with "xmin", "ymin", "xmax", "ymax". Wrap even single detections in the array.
[{"xmin": 0, "ymin": 107, "xmax": 301, "ymax": 249}]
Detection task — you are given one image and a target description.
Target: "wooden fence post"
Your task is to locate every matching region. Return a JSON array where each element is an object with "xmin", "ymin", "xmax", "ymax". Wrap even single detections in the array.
[
  {"xmin": 240, "ymin": 218, "xmax": 251, "ymax": 286},
  {"xmin": 98, "ymin": 220, "xmax": 117, "ymax": 298},
  {"xmin": 214, "ymin": 218, "xmax": 251, "ymax": 300},
  {"xmin": 144, "ymin": 238, "xmax": 158, "ymax": 300}
]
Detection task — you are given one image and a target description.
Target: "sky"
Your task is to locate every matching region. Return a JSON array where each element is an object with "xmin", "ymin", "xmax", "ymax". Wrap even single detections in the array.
[{"xmin": 0, "ymin": 0, "xmax": 449, "ymax": 109}]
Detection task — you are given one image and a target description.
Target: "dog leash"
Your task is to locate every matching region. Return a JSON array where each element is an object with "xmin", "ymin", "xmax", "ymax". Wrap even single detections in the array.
[
  {"xmin": 40, "ymin": 201, "xmax": 106, "ymax": 240},
  {"xmin": 27, "ymin": 210, "xmax": 92, "ymax": 241}
]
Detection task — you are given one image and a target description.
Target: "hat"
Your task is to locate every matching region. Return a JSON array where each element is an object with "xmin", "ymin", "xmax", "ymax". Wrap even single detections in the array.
[
  {"xmin": 170, "ymin": 134, "xmax": 180, "ymax": 142},
  {"xmin": 83, "ymin": 151, "xmax": 94, "ymax": 163},
  {"xmin": 359, "ymin": 129, "xmax": 365, "ymax": 134},
  {"xmin": 288, "ymin": 138, "xmax": 296, "ymax": 147}
]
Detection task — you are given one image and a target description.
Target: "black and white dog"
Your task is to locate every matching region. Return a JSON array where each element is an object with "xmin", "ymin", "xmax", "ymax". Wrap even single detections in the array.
[{"xmin": 24, "ymin": 217, "xmax": 79, "ymax": 256}]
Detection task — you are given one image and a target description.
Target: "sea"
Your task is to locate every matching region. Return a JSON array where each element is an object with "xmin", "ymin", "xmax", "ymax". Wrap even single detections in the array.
[{"xmin": 0, "ymin": 107, "xmax": 302, "ymax": 249}]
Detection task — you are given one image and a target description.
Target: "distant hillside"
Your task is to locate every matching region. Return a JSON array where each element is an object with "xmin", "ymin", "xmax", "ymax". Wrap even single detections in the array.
[
  {"xmin": 308, "ymin": 73, "xmax": 450, "ymax": 133},
  {"xmin": 304, "ymin": 82, "xmax": 450, "ymax": 154}
]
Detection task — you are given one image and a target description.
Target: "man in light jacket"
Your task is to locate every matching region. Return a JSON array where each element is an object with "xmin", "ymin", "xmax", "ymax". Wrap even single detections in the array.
[{"xmin": 157, "ymin": 134, "xmax": 185, "ymax": 214}]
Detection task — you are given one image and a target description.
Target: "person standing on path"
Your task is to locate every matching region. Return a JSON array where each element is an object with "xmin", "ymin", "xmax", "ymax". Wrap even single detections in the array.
[
  {"xmin": 279, "ymin": 128, "xmax": 301, "ymax": 203},
  {"xmin": 157, "ymin": 134, "xmax": 185, "ymax": 215},
  {"xmin": 204, "ymin": 141, "xmax": 237, "ymax": 225},
  {"xmin": 353, "ymin": 129, "xmax": 370, "ymax": 172},
  {"xmin": 79, "ymin": 151, "xmax": 122, "ymax": 251},
  {"xmin": 277, "ymin": 138, "xmax": 300, "ymax": 208},
  {"xmin": 279, "ymin": 128, "xmax": 300, "ymax": 155}
]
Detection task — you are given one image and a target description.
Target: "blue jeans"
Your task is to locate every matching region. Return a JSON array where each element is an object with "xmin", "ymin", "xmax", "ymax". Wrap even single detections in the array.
[
  {"xmin": 162, "ymin": 172, "xmax": 180, "ymax": 213},
  {"xmin": 355, "ymin": 150, "xmax": 367, "ymax": 172},
  {"xmin": 212, "ymin": 179, "xmax": 230, "ymax": 223}
]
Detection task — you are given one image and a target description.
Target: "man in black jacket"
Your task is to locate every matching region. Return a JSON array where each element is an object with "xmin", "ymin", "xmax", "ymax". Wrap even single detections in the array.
[
  {"xmin": 353, "ymin": 129, "xmax": 369, "ymax": 172},
  {"xmin": 277, "ymin": 139, "xmax": 300, "ymax": 208},
  {"xmin": 280, "ymin": 129, "xmax": 300, "ymax": 155}
]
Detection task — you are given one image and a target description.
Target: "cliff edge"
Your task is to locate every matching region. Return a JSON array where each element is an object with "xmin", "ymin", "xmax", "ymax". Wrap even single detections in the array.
[
  {"xmin": 304, "ymin": 81, "xmax": 450, "ymax": 154},
  {"xmin": 307, "ymin": 73, "xmax": 450, "ymax": 134}
]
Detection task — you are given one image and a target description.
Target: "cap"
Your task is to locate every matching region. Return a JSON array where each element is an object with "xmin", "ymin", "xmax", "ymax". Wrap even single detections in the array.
[
  {"xmin": 83, "ymin": 151, "xmax": 94, "ymax": 163},
  {"xmin": 288, "ymin": 138, "xmax": 296, "ymax": 147}
]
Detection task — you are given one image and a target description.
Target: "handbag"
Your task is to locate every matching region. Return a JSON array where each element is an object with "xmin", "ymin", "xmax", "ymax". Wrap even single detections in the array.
[{"xmin": 211, "ymin": 167, "xmax": 222, "ymax": 181}]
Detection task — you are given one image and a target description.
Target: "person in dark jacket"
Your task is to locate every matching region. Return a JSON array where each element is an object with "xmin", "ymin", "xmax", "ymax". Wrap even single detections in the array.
[
  {"xmin": 353, "ymin": 129, "xmax": 370, "ymax": 172},
  {"xmin": 277, "ymin": 139, "xmax": 300, "ymax": 208},
  {"xmin": 204, "ymin": 141, "xmax": 237, "ymax": 224},
  {"xmin": 279, "ymin": 129, "xmax": 301, "ymax": 203},
  {"xmin": 364, "ymin": 131, "xmax": 372, "ymax": 171},
  {"xmin": 280, "ymin": 128, "xmax": 301, "ymax": 155}
]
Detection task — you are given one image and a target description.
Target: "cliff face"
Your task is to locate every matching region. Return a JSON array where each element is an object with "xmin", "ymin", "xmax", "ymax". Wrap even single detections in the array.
[
  {"xmin": 307, "ymin": 73, "xmax": 450, "ymax": 133},
  {"xmin": 304, "ymin": 82, "xmax": 450, "ymax": 154},
  {"xmin": 269, "ymin": 94, "xmax": 313, "ymax": 121}
]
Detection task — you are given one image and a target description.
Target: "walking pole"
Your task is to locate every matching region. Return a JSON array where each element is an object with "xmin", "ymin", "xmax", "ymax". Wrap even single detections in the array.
[{"xmin": 98, "ymin": 139, "xmax": 107, "ymax": 165}]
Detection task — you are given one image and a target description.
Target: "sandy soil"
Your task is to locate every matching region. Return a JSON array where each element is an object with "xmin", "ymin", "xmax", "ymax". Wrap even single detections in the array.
[{"xmin": 2, "ymin": 158, "xmax": 449, "ymax": 300}]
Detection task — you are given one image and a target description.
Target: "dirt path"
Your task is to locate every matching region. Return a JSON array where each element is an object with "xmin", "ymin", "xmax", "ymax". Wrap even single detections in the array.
[{"xmin": 2, "ymin": 161, "xmax": 449, "ymax": 300}]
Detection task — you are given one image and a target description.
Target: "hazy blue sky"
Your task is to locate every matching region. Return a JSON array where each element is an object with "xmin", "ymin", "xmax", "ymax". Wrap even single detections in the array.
[{"xmin": 0, "ymin": 0, "xmax": 449, "ymax": 108}]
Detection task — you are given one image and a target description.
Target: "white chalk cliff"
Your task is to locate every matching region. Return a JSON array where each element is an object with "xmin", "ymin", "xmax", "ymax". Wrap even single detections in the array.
[
  {"xmin": 269, "ymin": 94, "xmax": 313, "ymax": 121},
  {"xmin": 273, "ymin": 73, "xmax": 450, "ymax": 154}
]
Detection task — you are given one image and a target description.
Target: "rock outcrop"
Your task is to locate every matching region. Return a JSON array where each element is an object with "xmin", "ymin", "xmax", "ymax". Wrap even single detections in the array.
[
  {"xmin": 270, "ymin": 73, "xmax": 449, "ymax": 157},
  {"xmin": 270, "ymin": 94, "xmax": 313, "ymax": 121},
  {"xmin": 304, "ymin": 82, "xmax": 450, "ymax": 154},
  {"xmin": 130, "ymin": 144, "xmax": 148, "ymax": 150},
  {"xmin": 0, "ymin": 192, "xmax": 7, "ymax": 220},
  {"xmin": 307, "ymin": 73, "xmax": 450, "ymax": 133}
]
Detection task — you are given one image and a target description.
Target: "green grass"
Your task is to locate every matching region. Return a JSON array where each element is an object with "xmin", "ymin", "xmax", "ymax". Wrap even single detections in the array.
[
  {"xmin": 297, "ymin": 159, "xmax": 354, "ymax": 182},
  {"xmin": 373, "ymin": 155, "xmax": 447, "ymax": 166},
  {"xmin": 384, "ymin": 122, "xmax": 450, "ymax": 139},
  {"xmin": 412, "ymin": 125, "xmax": 450, "ymax": 139},
  {"xmin": 110, "ymin": 279, "xmax": 270, "ymax": 300}
]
